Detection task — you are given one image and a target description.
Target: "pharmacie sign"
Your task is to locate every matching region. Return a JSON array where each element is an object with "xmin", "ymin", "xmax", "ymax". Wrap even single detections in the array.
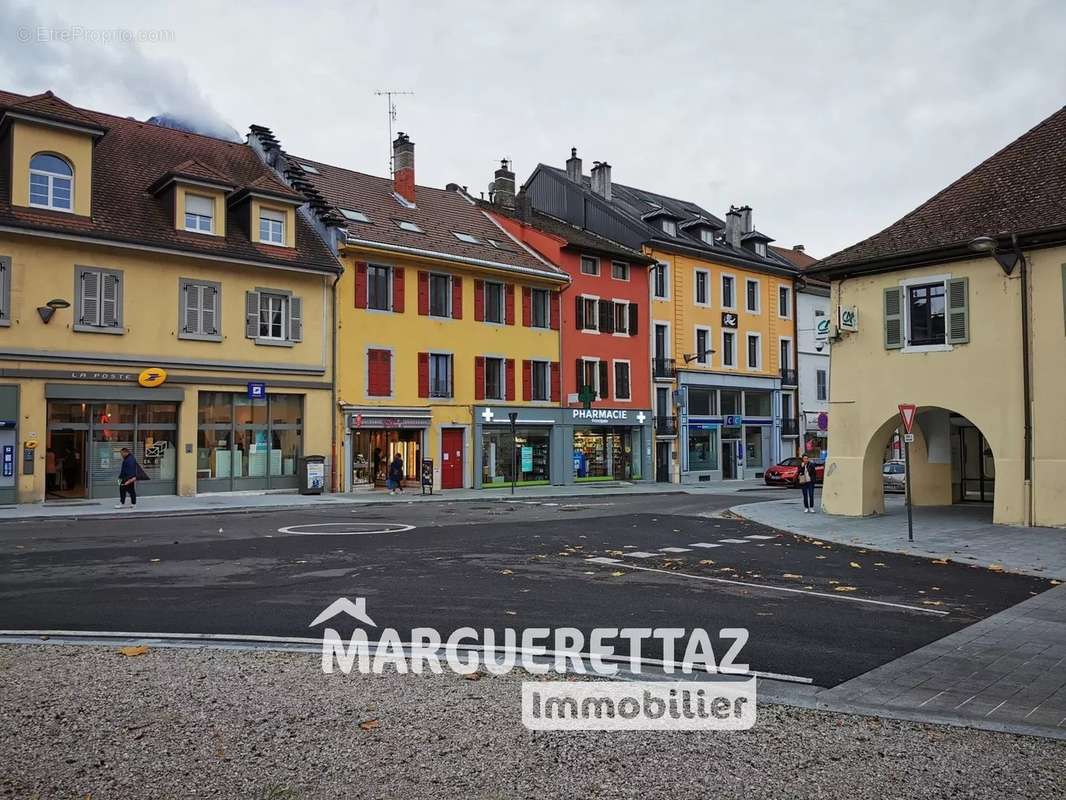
[{"xmin": 571, "ymin": 408, "xmax": 632, "ymax": 423}]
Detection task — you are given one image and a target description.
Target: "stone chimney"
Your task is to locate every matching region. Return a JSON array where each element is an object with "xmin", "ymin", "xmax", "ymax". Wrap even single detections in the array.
[
  {"xmin": 490, "ymin": 158, "xmax": 516, "ymax": 208},
  {"xmin": 737, "ymin": 205, "xmax": 753, "ymax": 234},
  {"xmin": 566, "ymin": 147, "xmax": 582, "ymax": 183},
  {"xmin": 725, "ymin": 206, "xmax": 743, "ymax": 249},
  {"xmin": 393, "ymin": 132, "xmax": 415, "ymax": 204},
  {"xmin": 793, "ymin": 244, "xmax": 805, "ymax": 252},
  {"xmin": 590, "ymin": 161, "xmax": 612, "ymax": 202}
]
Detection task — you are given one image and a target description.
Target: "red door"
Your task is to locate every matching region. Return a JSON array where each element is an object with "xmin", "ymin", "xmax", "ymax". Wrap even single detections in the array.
[{"xmin": 441, "ymin": 429, "xmax": 464, "ymax": 489}]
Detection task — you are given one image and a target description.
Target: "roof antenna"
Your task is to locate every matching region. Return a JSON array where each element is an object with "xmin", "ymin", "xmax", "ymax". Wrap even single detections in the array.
[{"xmin": 374, "ymin": 89, "xmax": 415, "ymax": 175}]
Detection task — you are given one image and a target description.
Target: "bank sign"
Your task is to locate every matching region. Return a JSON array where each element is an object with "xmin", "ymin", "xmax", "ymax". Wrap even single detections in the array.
[{"xmin": 571, "ymin": 408, "xmax": 647, "ymax": 425}]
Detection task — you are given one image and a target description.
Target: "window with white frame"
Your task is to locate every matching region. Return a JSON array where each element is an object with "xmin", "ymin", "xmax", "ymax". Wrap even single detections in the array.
[
  {"xmin": 722, "ymin": 330, "xmax": 736, "ymax": 367},
  {"xmin": 614, "ymin": 361, "xmax": 631, "ymax": 400},
  {"xmin": 184, "ymin": 194, "xmax": 214, "ymax": 233},
  {"xmin": 816, "ymin": 369, "xmax": 828, "ymax": 401},
  {"xmin": 746, "ymin": 333, "xmax": 762, "ymax": 369},
  {"xmin": 259, "ymin": 208, "xmax": 285, "ymax": 244},
  {"xmin": 530, "ymin": 288, "xmax": 550, "ymax": 328},
  {"xmin": 367, "ymin": 265, "xmax": 391, "ymax": 311},
  {"xmin": 778, "ymin": 285, "xmax": 791, "ymax": 318},
  {"xmin": 429, "ymin": 273, "xmax": 451, "ymax": 317},
  {"xmin": 695, "ymin": 327, "xmax": 711, "ymax": 364},
  {"xmin": 246, "ymin": 289, "xmax": 301, "ymax": 344},
  {"xmin": 531, "ymin": 360, "xmax": 549, "ymax": 401},
  {"xmin": 695, "ymin": 270, "xmax": 709, "ymax": 305},
  {"xmin": 613, "ymin": 301, "xmax": 629, "ymax": 333},
  {"xmin": 259, "ymin": 292, "xmax": 288, "ymax": 340},
  {"xmin": 581, "ymin": 358, "xmax": 604, "ymax": 398},
  {"xmin": 430, "ymin": 353, "xmax": 453, "ymax": 398},
  {"xmin": 29, "ymin": 153, "xmax": 73, "ymax": 212},
  {"xmin": 582, "ymin": 296, "xmax": 599, "ymax": 331},
  {"xmin": 755, "ymin": 242, "xmax": 767, "ymax": 257},
  {"xmin": 700, "ymin": 228, "xmax": 715, "ymax": 245},
  {"xmin": 721, "ymin": 275, "xmax": 735, "ymax": 309},
  {"xmin": 745, "ymin": 279, "xmax": 760, "ymax": 312},
  {"xmin": 661, "ymin": 219, "xmax": 677, "ymax": 236},
  {"xmin": 580, "ymin": 255, "xmax": 599, "ymax": 275},
  {"xmin": 654, "ymin": 262, "xmax": 669, "ymax": 299},
  {"xmin": 484, "ymin": 281, "xmax": 504, "ymax": 324},
  {"xmin": 611, "ymin": 261, "xmax": 629, "ymax": 280}
]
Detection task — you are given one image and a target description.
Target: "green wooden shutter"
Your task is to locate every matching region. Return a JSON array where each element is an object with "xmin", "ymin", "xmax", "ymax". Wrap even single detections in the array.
[
  {"xmin": 946, "ymin": 277, "xmax": 969, "ymax": 344},
  {"xmin": 883, "ymin": 287, "xmax": 903, "ymax": 349}
]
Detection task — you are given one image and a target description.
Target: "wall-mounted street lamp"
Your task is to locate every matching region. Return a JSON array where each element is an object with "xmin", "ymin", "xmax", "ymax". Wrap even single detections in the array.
[
  {"xmin": 682, "ymin": 348, "xmax": 716, "ymax": 364},
  {"xmin": 968, "ymin": 235, "xmax": 1020, "ymax": 275},
  {"xmin": 36, "ymin": 298, "xmax": 71, "ymax": 324}
]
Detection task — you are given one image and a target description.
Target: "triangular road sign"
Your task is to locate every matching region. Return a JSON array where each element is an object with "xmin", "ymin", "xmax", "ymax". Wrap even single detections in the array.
[{"xmin": 898, "ymin": 403, "xmax": 917, "ymax": 434}]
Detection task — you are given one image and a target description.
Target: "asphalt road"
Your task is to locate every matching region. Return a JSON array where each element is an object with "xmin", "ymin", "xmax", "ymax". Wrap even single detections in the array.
[{"xmin": 0, "ymin": 492, "xmax": 1053, "ymax": 687}]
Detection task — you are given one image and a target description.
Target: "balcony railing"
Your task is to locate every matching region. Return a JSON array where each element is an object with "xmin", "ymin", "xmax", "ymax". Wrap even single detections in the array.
[
  {"xmin": 781, "ymin": 418, "xmax": 799, "ymax": 437},
  {"xmin": 652, "ymin": 357, "xmax": 676, "ymax": 380},
  {"xmin": 779, "ymin": 367, "xmax": 798, "ymax": 386},
  {"xmin": 655, "ymin": 415, "xmax": 677, "ymax": 436}
]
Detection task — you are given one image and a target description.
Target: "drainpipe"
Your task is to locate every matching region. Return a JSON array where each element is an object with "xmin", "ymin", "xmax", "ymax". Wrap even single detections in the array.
[
  {"xmin": 331, "ymin": 270, "xmax": 341, "ymax": 493},
  {"xmin": 1014, "ymin": 234, "xmax": 1033, "ymax": 526}
]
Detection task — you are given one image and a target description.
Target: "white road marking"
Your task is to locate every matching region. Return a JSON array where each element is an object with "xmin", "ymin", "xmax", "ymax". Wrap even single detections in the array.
[
  {"xmin": 689, "ymin": 542, "xmax": 721, "ymax": 548},
  {"xmin": 277, "ymin": 522, "xmax": 415, "ymax": 536},
  {"xmin": 985, "ymin": 699, "xmax": 1009, "ymax": 717},
  {"xmin": 918, "ymin": 690, "xmax": 945, "ymax": 707},
  {"xmin": 659, "ymin": 547, "xmax": 692, "ymax": 553},
  {"xmin": 954, "ymin": 694, "xmax": 978, "ymax": 710},
  {"xmin": 718, "ymin": 538, "xmax": 749, "ymax": 544},
  {"xmin": 745, "ymin": 535, "xmax": 776, "ymax": 540},
  {"xmin": 624, "ymin": 552, "xmax": 660, "ymax": 559},
  {"xmin": 586, "ymin": 559, "xmax": 950, "ymax": 616},
  {"xmin": 586, "ymin": 557, "xmax": 622, "ymax": 565}
]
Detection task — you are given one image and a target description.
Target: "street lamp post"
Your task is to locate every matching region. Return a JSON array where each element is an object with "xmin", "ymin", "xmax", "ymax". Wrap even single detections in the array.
[{"xmin": 508, "ymin": 411, "xmax": 518, "ymax": 496}]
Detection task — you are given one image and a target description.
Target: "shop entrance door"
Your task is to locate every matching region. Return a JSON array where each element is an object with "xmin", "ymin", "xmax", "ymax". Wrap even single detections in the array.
[
  {"xmin": 47, "ymin": 429, "xmax": 87, "ymax": 499},
  {"xmin": 441, "ymin": 428, "xmax": 464, "ymax": 489},
  {"xmin": 721, "ymin": 440, "xmax": 739, "ymax": 480},
  {"xmin": 655, "ymin": 441, "xmax": 671, "ymax": 483}
]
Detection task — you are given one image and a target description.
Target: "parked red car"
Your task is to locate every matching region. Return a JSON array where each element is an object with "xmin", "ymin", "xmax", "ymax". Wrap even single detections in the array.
[{"xmin": 764, "ymin": 457, "xmax": 824, "ymax": 487}]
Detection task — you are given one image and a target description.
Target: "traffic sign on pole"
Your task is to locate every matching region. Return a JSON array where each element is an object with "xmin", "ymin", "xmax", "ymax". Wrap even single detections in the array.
[{"xmin": 898, "ymin": 403, "xmax": 917, "ymax": 434}]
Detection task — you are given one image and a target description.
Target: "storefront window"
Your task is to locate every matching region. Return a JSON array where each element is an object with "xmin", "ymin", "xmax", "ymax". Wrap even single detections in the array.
[
  {"xmin": 688, "ymin": 388, "xmax": 717, "ymax": 416},
  {"xmin": 196, "ymin": 429, "xmax": 230, "ymax": 479},
  {"xmin": 688, "ymin": 427, "xmax": 719, "ymax": 471},
  {"xmin": 745, "ymin": 426, "xmax": 764, "ymax": 466},
  {"xmin": 720, "ymin": 390, "xmax": 740, "ymax": 416},
  {"xmin": 197, "ymin": 392, "xmax": 303, "ymax": 489},
  {"xmin": 138, "ymin": 428, "xmax": 177, "ymax": 481},
  {"xmin": 234, "ymin": 396, "xmax": 268, "ymax": 426},
  {"xmin": 351, "ymin": 428, "xmax": 422, "ymax": 486},
  {"xmin": 482, "ymin": 426, "xmax": 550, "ymax": 486},
  {"xmin": 574, "ymin": 427, "xmax": 638, "ymax": 481},
  {"xmin": 198, "ymin": 393, "xmax": 232, "ymax": 425},
  {"xmin": 744, "ymin": 391, "xmax": 771, "ymax": 417}
]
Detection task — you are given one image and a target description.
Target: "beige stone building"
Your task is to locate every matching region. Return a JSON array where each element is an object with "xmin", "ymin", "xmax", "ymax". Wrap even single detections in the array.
[{"xmin": 811, "ymin": 105, "xmax": 1066, "ymax": 527}]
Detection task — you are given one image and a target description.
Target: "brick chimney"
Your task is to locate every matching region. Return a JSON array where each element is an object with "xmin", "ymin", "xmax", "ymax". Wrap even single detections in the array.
[
  {"xmin": 725, "ymin": 206, "xmax": 742, "ymax": 249},
  {"xmin": 591, "ymin": 161, "xmax": 612, "ymax": 202},
  {"xmin": 393, "ymin": 132, "xmax": 415, "ymax": 204},
  {"xmin": 491, "ymin": 158, "xmax": 515, "ymax": 208},
  {"xmin": 566, "ymin": 147, "xmax": 582, "ymax": 183}
]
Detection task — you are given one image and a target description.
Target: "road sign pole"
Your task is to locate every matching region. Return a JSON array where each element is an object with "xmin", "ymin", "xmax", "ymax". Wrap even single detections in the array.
[{"xmin": 902, "ymin": 429, "xmax": 914, "ymax": 542}]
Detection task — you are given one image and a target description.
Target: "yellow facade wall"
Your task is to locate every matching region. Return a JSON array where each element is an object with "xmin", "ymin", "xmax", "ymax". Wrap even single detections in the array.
[{"xmin": 9, "ymin": 121, "xmax": 94, "ymax": 216}]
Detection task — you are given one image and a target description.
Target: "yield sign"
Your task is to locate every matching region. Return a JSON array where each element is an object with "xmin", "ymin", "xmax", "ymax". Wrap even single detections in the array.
[{"xmin": 898, "ymin": 404, "xmax": 917, "ymax": 434}]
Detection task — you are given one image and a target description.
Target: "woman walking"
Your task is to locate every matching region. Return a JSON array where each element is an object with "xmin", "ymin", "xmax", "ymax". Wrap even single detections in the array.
[
  {"xmin": 798, "ymin": 454, "xmax": 817, "ymax": 513},
  {"xmin": 387, "ymin": 452, "xmax": 405, "ymax": 495}
]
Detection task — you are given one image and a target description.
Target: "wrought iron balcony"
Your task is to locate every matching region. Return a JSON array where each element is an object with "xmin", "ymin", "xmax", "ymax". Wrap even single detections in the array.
[
  {"xmin": 655, "ymin": 415, "xmax": 677, "ymax": 436},
  {"xmin": 779, "ymin": 368, "xmax": 798, "ymax": 386},
  {"xmin": 781, "ymin": 418, "xmax": 799, "ymax": 437},
  {"xmin": 652, "ymin": 357, "xmax": 676, "ymax": 380}
]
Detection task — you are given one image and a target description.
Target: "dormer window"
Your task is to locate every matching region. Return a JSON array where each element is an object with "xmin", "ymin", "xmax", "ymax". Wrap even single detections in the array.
[
  {"xmin": 700, "ymin": 228, "xmax": 715, "ymax": 245},
  {"xmin": 29, "ymin": 153, "xmax": 73, "ymax": 212},
  {"xmin": 259, "ymin": 208, "xmax": 285, "ymax": 245},
  {"xmin": 755, "ymin": 242, "xmax": 767, "ymax": 257},
  {"xmin": 662, "ymin": 219, "xmax": 677, "ymax": 236},
  {"xmin": 184, "ymin": 194, "xmax": 214, "ymax": 234}
]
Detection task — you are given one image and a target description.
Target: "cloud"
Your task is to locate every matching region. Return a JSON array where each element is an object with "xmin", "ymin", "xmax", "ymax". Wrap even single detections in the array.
[{"xmin": 0, "ymin": 1, "xmax": 237, "ymax": 140}]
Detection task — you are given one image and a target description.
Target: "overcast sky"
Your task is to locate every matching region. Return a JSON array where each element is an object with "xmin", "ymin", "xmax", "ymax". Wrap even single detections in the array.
[{"xmin": 3, "ymin": 0, "xmax": 1065, "ymax": 257}]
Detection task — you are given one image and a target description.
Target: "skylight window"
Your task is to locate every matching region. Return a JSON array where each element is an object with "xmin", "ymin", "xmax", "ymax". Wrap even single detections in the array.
[
  {"xmin": 454, "ymin": 232, "xmax": 482, "ymax": 244},
  {"xmin": 486, "ymin": 239, "xmax": 509, "ymax": 250},
  {"xmin": 395, "ymin": 220, "xmax": 425, "ymax": 233},
  {"xmin": 298, "ymin": 163, "xmax": 319, "ymax": 174},
  {"xmin": 340, "ymin": 208, "xmax": 371, "ymax": 223}
]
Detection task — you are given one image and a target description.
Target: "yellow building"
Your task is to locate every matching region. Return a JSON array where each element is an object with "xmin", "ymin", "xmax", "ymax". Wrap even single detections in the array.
[
  {"xmin": 523, "ymin": 154, "xmax": 800, "ymax": 483},
  {"xmin": 0, "ymin": 90, "xmax": 341, "ymax": 504},
  {"xmin": 812, "ymin": 105, "xmax": 1066, "ymax": 526},
  {"xmin": 247, "ymin": 130, "xmax": 568, "ymax": 491}
]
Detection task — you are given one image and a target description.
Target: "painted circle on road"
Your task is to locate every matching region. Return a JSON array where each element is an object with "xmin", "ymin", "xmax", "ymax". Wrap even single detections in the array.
[{"xmin": 277, "ymin": 522, "xmax": 416, "ymax": 536}]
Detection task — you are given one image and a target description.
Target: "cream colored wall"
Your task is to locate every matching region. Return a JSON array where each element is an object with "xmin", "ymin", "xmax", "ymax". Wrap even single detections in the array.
[
  {"xmin": 251, "ymin": 199, "xmax": 296, "ymax": 248},
  {"xmin": 821, "ymin": 256, "xmax": 1027, "ymax": 523},
  {"xmin": 10, "ymin": 121, "xmax": 94, "ymax": 216},
  {"xmin": 175, "ymin": 185, "xmax": 227, "ymax": 237}
]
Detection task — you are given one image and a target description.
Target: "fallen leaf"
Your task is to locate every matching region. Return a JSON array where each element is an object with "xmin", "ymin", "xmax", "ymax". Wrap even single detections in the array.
[
  {"xmin": 698, "ymin": 560, "xmax": 716, "ymax": 565},
  {"xmin": 504, "ymin": 610, "xmax": 517, "ymax": 616},
  {"xmin": 782, "ymin": 573, "xmax": 802, "ymax": 579},
  {"xmin": 988, "ymin": 563, "xmax": 1004, "ymax": 573},
  {"xmin": 828, "ymin": 579, "xmax": 840, "ymax": 585},
  {"xmin": 500, "ymin": 569, "xmax": 514, "ymax": 575},
  {"xmin": 149, "ymin": 558, "xmax": 161, "ymax": 563},
  {"xmin": 834, "ymin": 586, "xmax": 858, "ymax": 592},
  {"xmin": 931, "ymin": 586, "xmax": 941, "ymax": 591},
  {"xmin": 932, "ymin": 559, "xmax": 950, "ymax": 565},
  {"xmin": 849, "ymin": 562, "xmax": 862, "ymax": 569},
  {"xmin": 610, "ymin": 571, "xmax": 626, "ymax": 577},
  {"xmin": 811, "ymin": 540, "xmax": 824, "ymax": 545},
  {"xmin": 1051, "ymin": 580, "xmax": 1061, "ymax": 585},
  {"xmin": 118, "ymin": 645, "xmax": 149, "ymax": 657},
  {"xmin": 358, "ymin": 719, "xmax": 380, "ymax": 731},
  {"xmin": 462, "ymin": 672, "xmax": 482, "ymax": 681},
  {"xmin": 922, "ymin": 600, "xmax": 943, "ymax": 606}
]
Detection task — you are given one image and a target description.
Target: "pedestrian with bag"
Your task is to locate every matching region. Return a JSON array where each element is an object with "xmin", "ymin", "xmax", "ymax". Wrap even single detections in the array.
[
  {"xmin": 798, "ymin": 453, "xmax": 817, "ymax": 513},
  {"xmin": 115, "ymin": 447, "xmax": 149, "ymax": 509},
  {"xmin": 387, "ymin": 452, "xmax": 405, "ymax": 495}
]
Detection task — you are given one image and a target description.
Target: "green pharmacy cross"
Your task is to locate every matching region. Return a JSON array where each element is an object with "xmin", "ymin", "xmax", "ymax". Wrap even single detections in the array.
[{"xmin": 578, "ymin": 385, "xmax": 597, "ymax": 410}]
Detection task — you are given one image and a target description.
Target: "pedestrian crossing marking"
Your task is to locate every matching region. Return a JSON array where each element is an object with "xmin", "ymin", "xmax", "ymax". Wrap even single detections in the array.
[
  {"xmin": 745, "ymin": 534, "xmax": 776, "ymax": 540},
  {"xmin": 623, "ymin": 552, "xmax": 660, "ymax": 559},
  {"xmin": 689, "ymin": 542, "xmax": 721, "ymax": 548},
  {"xmin": 718, "ymin": 538, "xmax": 749, "ymax": 544},
  {"xmin": 659, "ymin": 547, "xmax": 692, "ymax": 553}
]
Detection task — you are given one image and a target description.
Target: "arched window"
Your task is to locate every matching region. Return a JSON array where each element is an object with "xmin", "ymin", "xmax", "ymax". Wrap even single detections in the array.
[{"xmin": 29, "ymin": 153, "xmax": 73, "ymax": 211}]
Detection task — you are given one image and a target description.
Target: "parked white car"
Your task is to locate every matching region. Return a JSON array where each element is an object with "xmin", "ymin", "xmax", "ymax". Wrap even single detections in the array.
[{"xmin": 883, "ymin": 460, "xmax": 906, "ymax": 493}]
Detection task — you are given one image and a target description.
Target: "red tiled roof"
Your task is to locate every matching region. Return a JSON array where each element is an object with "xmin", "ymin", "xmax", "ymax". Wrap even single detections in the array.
[
  {"xmin": 769, "ymin": 245, "xmax": 818, "ymax": 269},
  {"xmin": 817, "ymin": 104, "xmax": 1066, "ymax": 272},
  {"xmin": 288, "ymin": 154, "xmax": 566, "ymax": 280},
  {"xmin": 0, "ymin": 89, "xmax": 339, "ymax": 274},
  {"xmin": 3, "ymin": 90, "xmax": 105, "ymax": 132}
]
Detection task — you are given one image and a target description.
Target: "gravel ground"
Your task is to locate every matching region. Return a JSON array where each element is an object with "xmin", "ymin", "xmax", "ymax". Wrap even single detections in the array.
[{"xmin": 1, "ymin": 644, "xmax": 1063, "ymax": 800}]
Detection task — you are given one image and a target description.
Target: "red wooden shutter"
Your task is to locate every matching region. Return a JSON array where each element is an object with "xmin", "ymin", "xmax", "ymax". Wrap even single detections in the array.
[
  {"xmin": 474, "ymin": 356, "xmax": 485, "ymax": 400},
  {"xmin": 550, "ymin": 362, "xmax": 560, "ymax": 402},
  {"xmin": 505, "ymin": 284, "xmax": 515, "ymax": 325},
  {"xmin": 367, "ymin": 349, "xmax": 392, "ymax": 396},
  {"xmin": 522, "ymin": 287, "xmax": 532, "ymax": 327},
  {"xmin": 474, "ymin": 280, "xmax": 484, "ymax": 321},
  {"xmin": 417, "ymin": 352, "xmax": 429, "ymax": 397},
  {"xmin": 355, "ymin": 262, "xmax": 367, "ymax": 309},
  {"xmin": 417, "ymin": 271, "xmax": 429, "ymax": 315},
  {"xmin": 505, "ymin": 358, "xmax": 516, "ymax": 401},
  {"xmin": 522, "ymin": 359, "xmax": 532, "ymax": 401},
  {"xmin": 393, "ymin": 267, "xmax": 405, "ymax": 313},
  {"xmin": 451, "ymin": 276, "xmax": 463, "ymax": 319},
  {"xmin": 550, "ymin": 291, "xmax": 560, "ymax": 330}
]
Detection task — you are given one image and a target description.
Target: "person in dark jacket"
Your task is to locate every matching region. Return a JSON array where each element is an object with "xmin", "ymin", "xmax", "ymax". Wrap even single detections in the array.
[
  {"xmin": 387, "ymin": 453, "xmax": 404, "ymax": 495},
  {"xmin": 116, "ymin": 447, "xmax": 140, "ymax": 508},
  {"xmin": 798, "ymin": 454, "xmax": 817, "ymax": 513}
]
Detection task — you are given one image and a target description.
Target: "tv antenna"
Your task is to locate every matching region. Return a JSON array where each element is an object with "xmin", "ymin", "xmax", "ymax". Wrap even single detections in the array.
[{"xmin": 374, "ymin": 89, "xmax": 415, "ymax": 174}]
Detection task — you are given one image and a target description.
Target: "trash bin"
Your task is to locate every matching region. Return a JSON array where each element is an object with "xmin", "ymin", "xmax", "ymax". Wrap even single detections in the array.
[{"xmin": 299, "ymin": 455, "xmax": 327, "ymax": 495}]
